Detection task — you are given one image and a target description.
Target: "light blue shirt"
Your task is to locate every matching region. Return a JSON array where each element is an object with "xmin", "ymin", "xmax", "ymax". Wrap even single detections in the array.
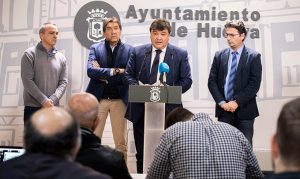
[{"xmin": 224, "ymin": 45, "xmax": 244, "ymax": 101}]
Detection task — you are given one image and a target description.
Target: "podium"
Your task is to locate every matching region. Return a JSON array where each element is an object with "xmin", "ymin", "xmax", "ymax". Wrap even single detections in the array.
[{"xmin": 128, "ymin": 85, "xmax": 182, "ymax": 173}]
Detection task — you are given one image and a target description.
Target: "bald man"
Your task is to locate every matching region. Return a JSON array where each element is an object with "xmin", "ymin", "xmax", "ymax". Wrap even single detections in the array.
[
  {"xmin": 0, "ymin": 107, "xmax": 110, "ymax": 179},
  {"xmin": 68, "ymin": 92, "xmax": 132, "ymax": 179}
]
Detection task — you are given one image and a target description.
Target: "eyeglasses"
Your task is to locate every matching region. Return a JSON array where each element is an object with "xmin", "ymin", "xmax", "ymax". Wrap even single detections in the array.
[{"xmin": 225, "ymin": 33, "xmax": 240, "ymax": 38}]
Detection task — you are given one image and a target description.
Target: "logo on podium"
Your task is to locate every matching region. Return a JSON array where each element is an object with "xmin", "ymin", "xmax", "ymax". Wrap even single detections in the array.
[{"xmin": 150, "ymin": 87, "xmax": 161, "ymax": 102}]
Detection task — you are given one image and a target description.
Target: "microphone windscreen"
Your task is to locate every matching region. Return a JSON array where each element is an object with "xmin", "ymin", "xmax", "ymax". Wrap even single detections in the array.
[{"xmin": 159, "ymin": 62, "xmax": 170, "ymax": 74}]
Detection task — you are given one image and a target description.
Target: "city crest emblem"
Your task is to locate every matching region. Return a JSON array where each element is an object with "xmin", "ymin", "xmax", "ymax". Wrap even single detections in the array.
[
  {"xmin": 150, "ymin": 87, "xmax": 161, "ymax": 102},
  {"xmin": 86, "ymin": 8, "xmax": 108, "ymax": 42},
  {"xmin": 74, "ymin": 1, "xmax": 120, "ymax": 49}
]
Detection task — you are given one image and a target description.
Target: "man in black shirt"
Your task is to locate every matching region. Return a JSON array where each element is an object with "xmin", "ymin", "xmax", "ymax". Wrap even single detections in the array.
[{"xmin": 68, "ymin": 92, "xmax": 132, "ymax": 179}]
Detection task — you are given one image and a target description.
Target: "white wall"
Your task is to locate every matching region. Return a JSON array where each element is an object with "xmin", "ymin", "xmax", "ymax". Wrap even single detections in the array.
[{"xmin": 0, "ymin": 0, "xmax": 300, "ymax": 171}]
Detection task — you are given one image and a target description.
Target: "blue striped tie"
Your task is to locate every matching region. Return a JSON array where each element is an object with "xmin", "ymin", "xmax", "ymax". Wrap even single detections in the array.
[{"xmin": 227, "ymin": 52, "xmax": 238, "ymax": 101}]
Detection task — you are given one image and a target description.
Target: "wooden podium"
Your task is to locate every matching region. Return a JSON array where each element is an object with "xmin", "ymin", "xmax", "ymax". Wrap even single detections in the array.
[{"xmin": 128, "ymin": 85, "xmax": 182, "ymax": 173}]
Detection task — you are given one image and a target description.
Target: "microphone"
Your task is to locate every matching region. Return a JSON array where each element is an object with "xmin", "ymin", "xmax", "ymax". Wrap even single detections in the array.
[
  {"xmin": 159, "ymin": 62, "xmax": 170, "ymax": 85},
  {"xmin": 170, "ymin": 50, "xmax": 175, "ymax": 86},
  {"xmin": 137, "ymin": 49, "xmax": 151, "ymax": 84}
]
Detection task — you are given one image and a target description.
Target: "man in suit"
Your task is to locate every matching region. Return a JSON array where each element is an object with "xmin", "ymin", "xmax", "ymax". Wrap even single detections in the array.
[
  {"xmin": 124, "ymin": 18, "xmax": 192, "ymax": 173},
  {"xmin": 267, "ymin": 98, "xmax": 300, "ymax": 179},
  {"xmin": 86, "ymin": 17, "xmax": 133, "ymax": 160},
  {"xmin": 0, "ymin": 107, "xmax": 110, "ymax": 179},
  {"xmin": 68, "ymin": 92, "xmax": 132, "ymax": 179},
  {"xmin": 208, "ymin": 21, "xmax": 262, "ymax": 145}
]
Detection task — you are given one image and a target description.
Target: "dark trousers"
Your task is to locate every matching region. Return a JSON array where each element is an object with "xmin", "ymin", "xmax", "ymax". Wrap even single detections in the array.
[
  {"xmin": 24, "ymin": 106, "xmax": 41, "ymax": 124},
  {"xmin": 133, "ymin": 116, "xmax": 144, "ymax": 173},
  {"xmin": 218, "ymin": 111, "xmax": 254, "ymax": 145}
]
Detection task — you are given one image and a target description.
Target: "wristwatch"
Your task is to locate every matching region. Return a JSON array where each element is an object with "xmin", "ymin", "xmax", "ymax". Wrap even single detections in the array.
[{"xmin": 115, "ymin": 68, "xmax": 120, "ymax": 75}]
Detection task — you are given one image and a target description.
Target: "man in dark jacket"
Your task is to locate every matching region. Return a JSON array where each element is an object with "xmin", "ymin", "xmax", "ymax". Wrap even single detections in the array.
[
  {"xmin": 208, "ymin": 21, "xmax": 262, "ymax": 145},
  {"xmin": 0, "ymin": 107, "xmax": 110, "ymax": 179},
  {"xmin": 86, "ymin": 17, "xmax": 133, "ymax": 160},
  {"xmin": 68, "ymin": 92, "xmax": 132, "ymax": 179}
]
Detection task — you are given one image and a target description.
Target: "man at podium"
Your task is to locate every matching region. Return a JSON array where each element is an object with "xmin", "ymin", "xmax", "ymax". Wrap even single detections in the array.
[{"xmin": 124, "ymin": 18, "xmax": 192, "ymax": 173}]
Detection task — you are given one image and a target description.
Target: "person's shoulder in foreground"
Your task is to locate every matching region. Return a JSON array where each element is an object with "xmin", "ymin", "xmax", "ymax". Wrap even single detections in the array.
[
  {"xmin": 0, "ymin": 152, "xmax": 111, "ymax": 179},
  {"xmin": 0, "ymin": 107, "xmax": 111, "ymax": 179},
  {"xmin": 267, "ymin": 98, "xmax": 300, "ymax": 179}
]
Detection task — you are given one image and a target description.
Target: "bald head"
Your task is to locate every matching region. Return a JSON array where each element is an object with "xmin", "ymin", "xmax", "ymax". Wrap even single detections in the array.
[
  {"xmin": 24, "ymin": 107, "xmax": 80, "ymax": 158},
  {"xmin": 68, "ymin": 92, "xmax": 99, "ymax": 129},
  {"xmin": 31, "ymin": 107, "xmax": 73, "ymax": 136}
]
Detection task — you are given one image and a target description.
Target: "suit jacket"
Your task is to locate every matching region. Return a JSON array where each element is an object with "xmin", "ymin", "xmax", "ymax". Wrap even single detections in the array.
[
  {"xmin": 208, "ymin": 46, "xmax": 262, "ymax": 120},
  {"xmin": 75, "ymin": 128, "xmax": 132, "ymax": 179},
  {"xmin": 86, "ymin": 40, "xmax": 133, "ymax": 104},
  {"xmin": 124, "ymin": 43, "xmax": 192, "ymax": 123},
  {"xmin": 0, "ymin": 152, "xmax": 111, "ymax": 179}
]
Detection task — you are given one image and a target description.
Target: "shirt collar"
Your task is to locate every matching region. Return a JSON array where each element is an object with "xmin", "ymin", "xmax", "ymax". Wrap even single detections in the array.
[
  {"xmin": 80, "ymin": 127, "xmax": 93, "ymax": 134},
  {"xmin": 230, "ymin": 44, "xmax": 244, "ymax": 55},
  {"xmin": 105, "ymin": 39, "xmax": 121, "ymax": 50},
  {"xmin": 152, "ymin": 46, "xmax": 167, "ymax": 54},
  {"xmin": 191, "ymin": 113, "xmax": 214, "ymax": 123},
  {"xmin": 37, "ymin": 41, "xmax": 57, "ymax": 56}
]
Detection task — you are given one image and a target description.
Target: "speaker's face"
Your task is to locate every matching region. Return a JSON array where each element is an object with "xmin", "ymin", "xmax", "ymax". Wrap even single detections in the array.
[{"xmin": 150, "ymin": 29, "xmax": 170, "ymax": 50}]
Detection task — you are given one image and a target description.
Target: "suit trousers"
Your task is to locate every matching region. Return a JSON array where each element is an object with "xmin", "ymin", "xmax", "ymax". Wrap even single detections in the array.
[
  {"xmin": 218, "ymin": 111, "xmax": 254, "ymax": 145},
  {"xmin": 132, "ymin": 115, "xmax": 144, "ymax": 174},
  {"xmin": 24, "ymin": 106, "xmax": 41, "ymax": 124},
  {"xmin": 94, "ymin": 99, "xmax": 128, "ymax": 160}
]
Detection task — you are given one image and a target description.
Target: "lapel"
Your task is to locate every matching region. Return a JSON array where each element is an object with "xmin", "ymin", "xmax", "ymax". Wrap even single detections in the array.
[
  {"xmin": 222, "ymin": 49, "xmax": 230, "ymax": 78},
  {"xmin": 144, "ymin": 45, "xmax": 153, "ymax": 80},
  {"xmin": 236, "ymin": 46, "xmax": 248, "ymax": 77},
  {"xmin": 163, "ymin": 44, "xmax": 173, "ymax": 64},
  {"xmin": 98, "ymin": 42, "xmax": 107, "ymax": 67},
  {"xmin": 163, "ymin": 45, "xmax": 173, "ymax": 83},
  {"xmin": 114, "ymin": 43, "xmax": 124, "ymax": 67}
]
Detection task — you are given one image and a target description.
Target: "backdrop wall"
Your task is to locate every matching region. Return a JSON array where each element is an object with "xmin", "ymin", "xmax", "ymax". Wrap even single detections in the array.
[{"xmin": 0, "ymin": 0, "xmax": 299, "ymax": 171}]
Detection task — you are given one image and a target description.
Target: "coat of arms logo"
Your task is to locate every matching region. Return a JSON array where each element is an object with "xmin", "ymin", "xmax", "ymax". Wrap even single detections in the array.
[
  {"xmin": 74, "ymin": 1, "xmax": 120, "ymax": 49},
  {"xmin": 150, "ymin": 87, "xmax": 161, "ymax": 102},
  {"xmin": 86, "ymin": 8, "xmax": 108, "ymax": 42}
]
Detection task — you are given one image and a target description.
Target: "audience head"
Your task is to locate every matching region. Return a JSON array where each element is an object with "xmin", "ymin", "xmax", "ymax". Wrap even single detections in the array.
[
  {"xmin": 24, "ymin": 107, "xmax": 81, "ymax": 160},
  {"xmin": 271, "ymin": 97, "xmax": 300, "ymax": 172},
  {"xmin": 149, "ymin": 18, "xmax": 171, "ymax": 50},
  {"xmin": 67, "ymin": 92, "xmax": 99, "ymax": 131},
  {"xmin": 165, "ymin": 107, "xmax": 194, "ymax": 129}
]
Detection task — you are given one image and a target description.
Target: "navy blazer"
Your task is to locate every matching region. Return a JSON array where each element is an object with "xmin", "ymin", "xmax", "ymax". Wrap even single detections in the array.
[
  {"xmin": 86, "ymin": 41, "xmax": 133, "ymax": 104},
  {"xmin": 124, "ymin": 43, "xmax": 192, "ymax": 123},
  {"xmin": 208, "ymin": 46, "xmax": 262, "ymax": 120}
]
